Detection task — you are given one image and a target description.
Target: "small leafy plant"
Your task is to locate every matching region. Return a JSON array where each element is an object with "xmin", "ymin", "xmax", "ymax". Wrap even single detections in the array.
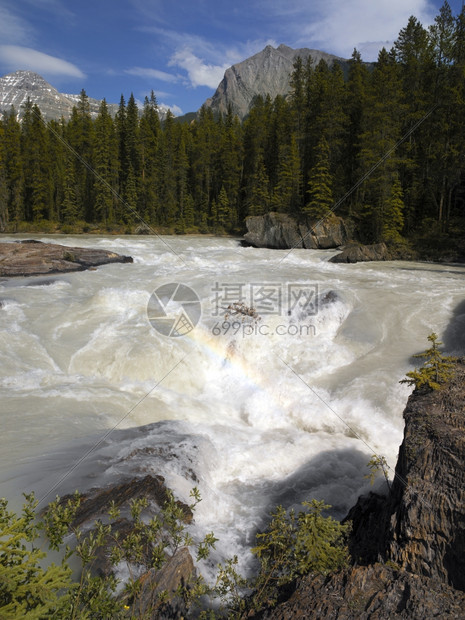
[{"xmin": 365, "ymin": 454, "xmax": 391, "ymax": 492}]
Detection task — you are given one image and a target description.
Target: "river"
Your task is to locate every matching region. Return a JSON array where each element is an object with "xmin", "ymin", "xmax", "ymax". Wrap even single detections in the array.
[{"xmin": 1, "ymin": 234, "xmax": 464, "ymax": 576}]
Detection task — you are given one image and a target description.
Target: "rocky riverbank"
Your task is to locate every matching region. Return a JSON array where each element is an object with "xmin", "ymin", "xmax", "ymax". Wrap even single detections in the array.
[
  {"xmin": 260, "ymin": 359, "xmax": 465, "ymax": 618},
  {"xmin": 243, "ymin": 213, "xmax": 465, "ymax": 263},
  {"xmin": 0, "ymin": 240, "xmax": 133, "ymax": 277}
]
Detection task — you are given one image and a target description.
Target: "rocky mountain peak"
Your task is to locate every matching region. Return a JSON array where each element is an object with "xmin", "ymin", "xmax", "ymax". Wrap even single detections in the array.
[{"xmin": 205, "ymin": 43, "xmax": 350, "ymax": 120}]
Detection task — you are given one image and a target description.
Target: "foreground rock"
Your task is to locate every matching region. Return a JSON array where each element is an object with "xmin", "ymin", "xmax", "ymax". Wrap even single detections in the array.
[
  {"xmin": 261, "ymin": 359, "xmax": 465, "ymax": 618},
  {"xmin": 260, "ymin": 564, "xmax": 465, "ymax": 619},
  {"xmin": 243, "ymin": 212, "xmax": 351, "ymax": 250},
  {"xmin": 0, "ymin": 239, "xmax": 133, "ymax": 277}
]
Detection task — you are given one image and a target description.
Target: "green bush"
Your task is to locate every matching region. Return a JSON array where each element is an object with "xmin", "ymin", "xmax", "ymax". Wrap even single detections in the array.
[{"xmin": 0, "ymin": 493, "xmax": 350, "ymax": 618}]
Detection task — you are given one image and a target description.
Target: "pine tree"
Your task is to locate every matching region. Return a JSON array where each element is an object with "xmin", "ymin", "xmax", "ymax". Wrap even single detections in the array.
[
  {"xmin": 61, "ymin": 153, "xmax": 78, "ymax": 224},
  {"xmin": 304, "ymin": 136, "xmax": 333, "ymax": 220},
  {"xmin": 139, "ymin": 91, "xmax": 160, "ymax": 223},
  {"xmin": 28, "ymin": 104, "xmax": 53, "ymax": 222},
  {"xmin": 382, "ymin": 173, "xmax": 405, "ymax": 242},
  {"xmin": 217, "ymin": 185, "xmax": 231, "ymax": 229},
  {"xmin": 247, "ymin": 153, "xmax": 270, "ymax": 216},
  {"xmin": 0, "ymin": 121, "xmax": 8, "ymax": 231},
  {"xmin": 2, "ymin": 108, "xmax": 23, "ymax": 228},
  {"xmin": 345, "ymin": 49, "xmax": 368, "ymax": 215},
  {"xmin": 400, "ymin": 332, "xmax": 456, "ymax": 390},
  {"xmin": 94, "ymin": 99, "xmax": 118, "ymax": 224},
  {"xmin": 271, "ymin": 134, "xmax": 302, "ymax": 214},
  {"xmin": 358, "ymin": 48, "xmax": 404, "ymax": 242}
]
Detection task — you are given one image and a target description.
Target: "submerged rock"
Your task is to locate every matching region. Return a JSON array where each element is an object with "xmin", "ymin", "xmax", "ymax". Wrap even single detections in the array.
[{"xmin": 0, "ymin": 240, "xmax": 133, "ymax": 277}]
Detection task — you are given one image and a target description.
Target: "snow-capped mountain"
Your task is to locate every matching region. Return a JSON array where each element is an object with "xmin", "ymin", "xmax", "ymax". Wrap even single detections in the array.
[{"xmin": 0, "ymin": 70, "xmax": 118, "ymax": 120}]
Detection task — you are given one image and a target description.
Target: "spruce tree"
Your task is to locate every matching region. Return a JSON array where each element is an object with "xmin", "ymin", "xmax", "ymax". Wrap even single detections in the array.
[
  {"xmin": 61, "ymin": 153, "xmax": 78, "ymax": 224},
  {"xmin": 271, "ymin": 134, "xmax": 302, "ymax": 214},
  {"xmin": 304, "ymin": 136, "xmax": 333, "ymax": 220},
  {"xmin": 382, "ymin": 173, "xmax": 405, "ymax": 242},
  {"xmin": 2, "ymin": 108, "xmax": 24, "ymax": 228},
  {"xmin": 401, "ymin": 332, "xmax": 456, "ymax": 390},
  {"xmin": 0, "ymin": 122, "xmax": 8, "ymax": 231},
  {"xmin": 94, "ymin": 99, "xmax": 117, "ymax": 224}
]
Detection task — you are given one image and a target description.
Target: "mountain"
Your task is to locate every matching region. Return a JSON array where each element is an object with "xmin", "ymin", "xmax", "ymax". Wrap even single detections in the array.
[
  {"xmin": 204, "ymin": 43, "xmax": 355, "ymax": 120},
  {"xmin": 0, "ymin": 70, "xmax": 119, "ymax": 120}
]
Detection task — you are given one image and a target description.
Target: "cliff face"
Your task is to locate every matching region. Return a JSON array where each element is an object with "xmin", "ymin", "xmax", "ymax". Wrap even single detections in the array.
[
  {"xmin": 262, "ymin": 360, "xmax": 465, "ymax": 618},
  {"xmin": 243, "ymin": 212, "xmax": 351, "ymax": 250}
]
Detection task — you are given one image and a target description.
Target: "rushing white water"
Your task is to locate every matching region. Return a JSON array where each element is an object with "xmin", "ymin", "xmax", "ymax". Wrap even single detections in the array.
[{"xmin": 1, "ymin": 234, "xmax": 464, "ymax": 576}]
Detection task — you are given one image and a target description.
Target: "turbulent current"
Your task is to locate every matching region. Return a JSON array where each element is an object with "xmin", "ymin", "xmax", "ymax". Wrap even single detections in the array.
[{"xmin": 1, "ymin": 234, "xmax": 464, "ymax": 577}]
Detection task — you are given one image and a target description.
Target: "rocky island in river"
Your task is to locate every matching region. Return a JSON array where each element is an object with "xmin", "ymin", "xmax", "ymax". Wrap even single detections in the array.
[{"xmin": 0, "ymin": 239, "xmax": 133, "ymax": 277}]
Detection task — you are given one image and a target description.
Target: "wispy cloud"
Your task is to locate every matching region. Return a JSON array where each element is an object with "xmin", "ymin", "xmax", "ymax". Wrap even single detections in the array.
[
  {"xmin": 0, "ymin": 46, "xmax": 85, "ymax": 78},
  {"xmin": 273, "ymin": 0, "xmax": 438, "ymax": 60},
  {"xmin": 0, "ymin": 6, "xmax": 33, "ymax": 45},
  {"xmin": 125, "ymin": 66, "xmax": 178, "ymax": 83}
]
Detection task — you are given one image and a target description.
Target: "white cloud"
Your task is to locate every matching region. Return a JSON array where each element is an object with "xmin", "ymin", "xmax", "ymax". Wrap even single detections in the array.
[
  {"xmin": 0, "ymin": 6, "xmax": 33, "ymax": 45},
  {"xmin": 0, "ymin": 45, "xmax": 85, "ymax": 78},
  {"xmin": 126, "ymin": 66, "xmax": 178, "ymax": 83},
  {"xmin": 293, "ymin": 0, "xmax": 437, "ymax": 60},
  {"xmin": 169, "ymin": 48, "xmax": 230, "ymax": 88}
]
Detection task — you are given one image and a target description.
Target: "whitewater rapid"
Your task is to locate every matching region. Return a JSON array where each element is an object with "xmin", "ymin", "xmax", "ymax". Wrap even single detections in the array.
[{"xmin": 1, "ymin": 235, "xmax": 464, "ymax": 576}]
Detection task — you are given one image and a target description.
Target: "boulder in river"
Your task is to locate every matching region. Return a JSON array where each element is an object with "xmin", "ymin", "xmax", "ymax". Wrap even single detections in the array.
[
  {"xmin": 243, "ymin": 212, "xmax": 352, "ymax": 250},
  {"xmin": 0, "ymin": 240, "xmax": 133, "ymax": 277}
]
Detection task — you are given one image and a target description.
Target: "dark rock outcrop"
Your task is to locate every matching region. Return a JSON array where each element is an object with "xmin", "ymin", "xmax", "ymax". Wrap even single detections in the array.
[
  {"xmin": 65, "ymin": 474, "xmax": 193, "ymax": 530},
  {"xmin": 330, "ymin": 242, "xmax": 417, "ymax": 263},
  {"xmin": 348, "ymin": 360, "xmax": 465, "ymax": 589},
  {"xmin": 0, "ymin": 240, "xmax": 133, "ymax": 277},
  {"xmin": 243, "ymin": 212, "xmax": 351, "ymax": 250},
  {"xmin": 330, "ymin": 242, "xmax": 390, "ymax": 263},
  {"xmin": 261, "ymin": 359, "xmax": 465, "ymax": 618},
  {"xmin": 260, "ymin": 564, "xmax": 465, "ymax": 619}
]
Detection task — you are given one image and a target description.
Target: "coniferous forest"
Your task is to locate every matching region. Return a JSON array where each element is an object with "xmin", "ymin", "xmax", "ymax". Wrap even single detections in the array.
[{"xmin": 0, "ymin": 3, "xmax": 465, "ymax": 258}]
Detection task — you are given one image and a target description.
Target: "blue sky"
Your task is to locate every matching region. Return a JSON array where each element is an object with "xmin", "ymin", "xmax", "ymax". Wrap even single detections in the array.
[{"xmin": 0, "ymin": 0, "xmax": 463, "ymax": 115}]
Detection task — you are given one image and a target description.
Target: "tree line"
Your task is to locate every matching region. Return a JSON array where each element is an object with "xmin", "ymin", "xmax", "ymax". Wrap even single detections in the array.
[{"xmin": 0, "ymin": 2, "xmax": 464, "ymax": 252}]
